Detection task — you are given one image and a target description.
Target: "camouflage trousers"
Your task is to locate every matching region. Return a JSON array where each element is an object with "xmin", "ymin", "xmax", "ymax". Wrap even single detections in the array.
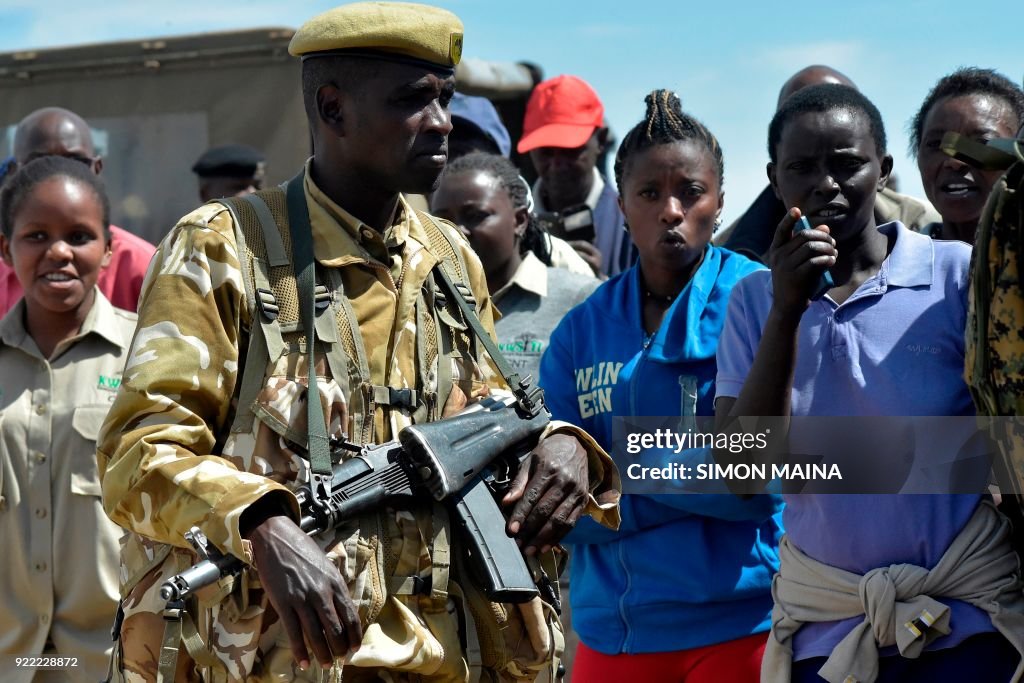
[
  {"xmin": 111, "ymin": 599, "xmax": 562, "ymax": 683},
  {"xmin": 111, "ymin": 513, "xmax": 563, "ymax": 683}
]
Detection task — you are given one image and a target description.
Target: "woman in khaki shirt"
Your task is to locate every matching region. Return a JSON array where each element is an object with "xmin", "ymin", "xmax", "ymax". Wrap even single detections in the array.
[{"xmin": 0, "ymin": 156, "xmax": 138, "ymax": 683}]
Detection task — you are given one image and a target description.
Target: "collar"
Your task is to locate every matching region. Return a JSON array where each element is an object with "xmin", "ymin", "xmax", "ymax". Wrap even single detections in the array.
[
  {"xmin": 628, "ymin": 245, "xmax": 747, "ymax": 362},
  {"xmin": 493, "ymin": 251, "xmax": 548, "ymax": 303},
  {"xmin": 877, "ymin": 221, "xmax": 933, "ymax": 288},
  {"xmin": 0, "ymin": 289, "xmax": 129, "ymax": 355},
  {"xmin": 302, "ymin": 160, "xmax": 413, "ymax": 267},
  {"xmin": 532, "ymin": 168, "xmax": 605, "ymax": 213}
]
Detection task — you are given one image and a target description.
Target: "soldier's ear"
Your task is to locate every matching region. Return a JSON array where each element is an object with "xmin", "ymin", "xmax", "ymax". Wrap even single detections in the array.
[{"xmin": 317, "ymin": 84, "xmax": 346, "ymax": 137}]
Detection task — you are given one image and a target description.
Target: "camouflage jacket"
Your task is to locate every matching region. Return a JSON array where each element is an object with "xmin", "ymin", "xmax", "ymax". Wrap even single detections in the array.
[{"xmin": 96, "ymin": 165, "xmax": 619, "ymax": 682}]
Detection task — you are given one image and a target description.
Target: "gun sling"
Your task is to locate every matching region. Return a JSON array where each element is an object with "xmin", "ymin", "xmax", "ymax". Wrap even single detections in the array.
[
  {"xmin": 286, "ymin": 171, "xmax": 335, "ymax": 506},
  {"xmin": 416, "ymin": 211, "xmax": 546, "ymax": 416}
]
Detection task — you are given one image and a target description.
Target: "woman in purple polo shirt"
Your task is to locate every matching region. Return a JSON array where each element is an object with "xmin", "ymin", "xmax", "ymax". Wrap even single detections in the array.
[{"xmin": 715, "ymin": 84, "xmax": 1024, "ymax": 681}]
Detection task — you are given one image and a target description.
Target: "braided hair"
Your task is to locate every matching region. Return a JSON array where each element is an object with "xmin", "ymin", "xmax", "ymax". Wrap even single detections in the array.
[
  {"xmin": 614, "ymin": 89, "xmax": 725, "ymax": 194},
  {"xmin": 769, "ymin": 84, "xmax": 886, "ymax": 163},
  {"xmin": 442, "ymin": 151, "xmax": 552, "ymax": 265}
]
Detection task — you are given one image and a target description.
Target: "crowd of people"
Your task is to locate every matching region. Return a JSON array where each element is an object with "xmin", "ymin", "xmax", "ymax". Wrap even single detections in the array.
[{"xmin": 1, "ymin": 2, "xmax": 1023, "ymax": 682}]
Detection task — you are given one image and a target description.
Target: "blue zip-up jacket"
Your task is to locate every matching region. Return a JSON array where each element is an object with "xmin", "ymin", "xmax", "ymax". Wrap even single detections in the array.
[{"xmin": 539, "ymin": 245, "xmax": 783, "ymax": 654}]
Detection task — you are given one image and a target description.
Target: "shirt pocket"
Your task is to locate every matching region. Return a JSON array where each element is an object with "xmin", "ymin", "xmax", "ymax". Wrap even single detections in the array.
[
  {"xmin": 70, "ymin": 404, "xmax": 111, "ymax": 497},
  {"xmin": 252, "ymin": 349, "xmax": 350, "ymax": 447}
]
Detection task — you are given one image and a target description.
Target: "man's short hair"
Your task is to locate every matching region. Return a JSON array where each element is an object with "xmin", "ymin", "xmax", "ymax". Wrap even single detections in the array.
[
  {"xmin": 768, "ymin": 84, "xmax": 887, "ymax": 164},
  {"xmin": 300, "ymin": 55, "xmax": 381, "ymax": 128}
]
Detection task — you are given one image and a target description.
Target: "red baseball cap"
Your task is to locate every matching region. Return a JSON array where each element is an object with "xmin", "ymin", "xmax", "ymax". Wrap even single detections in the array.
[{"xmin": 517, "ymin": 75, "xmax": 604, "ymax": 154}]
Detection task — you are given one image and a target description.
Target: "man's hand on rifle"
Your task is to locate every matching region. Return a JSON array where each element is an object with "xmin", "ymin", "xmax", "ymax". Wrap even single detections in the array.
[
  {"xmin": 246, "ymin": 514, "xmax": 363, "ymax": 670},
  {"xmin": 503, "ymin": 433, "xmax": 589, "ymax": 556}
]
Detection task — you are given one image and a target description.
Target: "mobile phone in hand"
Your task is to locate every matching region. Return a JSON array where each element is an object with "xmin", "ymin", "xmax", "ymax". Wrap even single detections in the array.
[{"xmin": 795, "ymin": 216, "xmax": 835, "ymax": 301}]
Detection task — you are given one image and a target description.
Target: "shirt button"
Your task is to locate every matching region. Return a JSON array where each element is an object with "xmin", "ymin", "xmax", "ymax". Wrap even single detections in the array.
[
  {"xmin": 35, "ymin": 404, "xmax": 47, "ymax": 415},
  {"xmin": 40, "ymin": 614, "xmax": 49, "ymax": 624},
  {"xmin": 35, "ymin": 507, "xmax": 47, "ymax": 519},
  {"xmin": 33, "ymin": 451, "xmax": 46, "ymax": 463},
  {"xmin": 35, "ymin": 562, "xmax": 47, "ymax": 572}
]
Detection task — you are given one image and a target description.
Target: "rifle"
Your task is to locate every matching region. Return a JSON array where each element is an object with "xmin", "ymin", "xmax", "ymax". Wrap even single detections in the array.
[
  {"xmin": 160, "ymin": 395, "xmax": 549, "ymax": 605},
  {"xmin": 944, "ymin": 129, "xmax": 1024, "ymax": 560}
]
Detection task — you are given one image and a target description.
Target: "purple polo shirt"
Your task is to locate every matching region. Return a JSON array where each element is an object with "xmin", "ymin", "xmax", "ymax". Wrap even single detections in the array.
[{"xmin": 716, "ymin": 222, "xmax": 993, "ymax": 660}]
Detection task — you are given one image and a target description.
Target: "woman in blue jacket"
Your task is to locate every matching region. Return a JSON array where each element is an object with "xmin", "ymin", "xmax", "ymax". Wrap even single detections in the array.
[{"xmin": 539, "ymin": 90, "xmax": 782, "ymax": 682}]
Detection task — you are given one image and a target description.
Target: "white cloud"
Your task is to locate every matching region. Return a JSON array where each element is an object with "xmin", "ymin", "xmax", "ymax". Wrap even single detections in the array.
[{"xmin": 754, "ymin": 40, "xmax": 866, "ymax": 72}]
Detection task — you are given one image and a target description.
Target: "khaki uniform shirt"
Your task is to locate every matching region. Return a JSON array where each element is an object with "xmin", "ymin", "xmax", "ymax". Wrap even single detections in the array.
[
  {"xmin": 98, "ymin": 166, "xmax": 619, "ymax": 682},
  {"xmin": 0, "ymin": 292, "xmax": 137, "ymax": 683}
]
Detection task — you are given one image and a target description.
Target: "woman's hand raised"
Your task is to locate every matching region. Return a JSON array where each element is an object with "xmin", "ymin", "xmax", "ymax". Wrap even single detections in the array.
[{"xmin": 767, "ymin": 208, "xmax": 837, "ymax": 320}]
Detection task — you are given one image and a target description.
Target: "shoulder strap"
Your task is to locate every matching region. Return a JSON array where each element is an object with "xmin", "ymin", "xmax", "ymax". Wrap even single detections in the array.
[
  {"xmin": 414, "ymin": 209, "xmax": 471, "ymax": 287},
  {"xmin": 285, "ymin": 171, "xmax": 333, "ymax": 505},
  {"xmin": 416, "ymin": 211, "xmax": 545, "ymax": 417},
  {"xmin": 220, "ymin": 195, "xmax": 286, "ymax": 435}
]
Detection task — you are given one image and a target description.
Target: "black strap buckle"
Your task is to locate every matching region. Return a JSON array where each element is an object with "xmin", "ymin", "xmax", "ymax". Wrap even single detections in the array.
[
  {"xmin": 255, "ymin": 288, "xmax": 279, "ymax": 321},
  {"xmin": 411, "ymin": 575, "xmax": 432, "ymax": 595},
  {"xmin": 388, "ymin": 387, "xmax": 417, "ymax": 410},
  {"xmin": 313, "ymin": 284, "xmax": 331, "ymax": 311}
]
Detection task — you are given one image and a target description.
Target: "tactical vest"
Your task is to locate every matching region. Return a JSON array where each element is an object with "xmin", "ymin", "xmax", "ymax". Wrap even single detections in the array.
[{"xmin": 222, "ymin": 186, "xmax": 478, "ymax": 443}]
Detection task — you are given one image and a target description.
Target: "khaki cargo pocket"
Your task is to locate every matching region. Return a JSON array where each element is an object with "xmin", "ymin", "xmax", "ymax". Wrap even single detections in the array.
[
  {"xmin": 70, "ymin": 404, "xmax": 112, "ymax": 497},
  {"xmin": 251, "ymin": 351, "xmax": 349, "ymax": 451}
]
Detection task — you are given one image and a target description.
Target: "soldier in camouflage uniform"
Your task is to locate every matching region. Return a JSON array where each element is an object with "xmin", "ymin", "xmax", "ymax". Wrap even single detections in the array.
[
  {"xmin": 962, "ymin": 121, "xmax": 1024, "ymax": 555},
  {"xmin": 96, "ymin": 4, "xmax": 620, "ymax": 682}
]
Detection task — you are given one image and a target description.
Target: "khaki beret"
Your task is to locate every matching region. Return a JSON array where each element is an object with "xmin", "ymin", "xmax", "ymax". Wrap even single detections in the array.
[{"xmin": 289, "ymin": 2, "xmax": 464, "ymax": 73}]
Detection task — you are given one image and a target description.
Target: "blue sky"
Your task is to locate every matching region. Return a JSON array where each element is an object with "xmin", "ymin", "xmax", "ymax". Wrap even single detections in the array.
[{"xmin": 0, "ymin": 0, "xmax": 1020, "ymax": 225}]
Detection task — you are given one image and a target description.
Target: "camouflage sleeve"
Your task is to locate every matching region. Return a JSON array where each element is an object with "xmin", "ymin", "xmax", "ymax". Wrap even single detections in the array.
[
  {"xmin": 447, "ymin": 222, "xmax": 621, "ymax": 529},
  {"xmin": 97, "ymin": 204, "xmax": 298, "ymax": 563}
]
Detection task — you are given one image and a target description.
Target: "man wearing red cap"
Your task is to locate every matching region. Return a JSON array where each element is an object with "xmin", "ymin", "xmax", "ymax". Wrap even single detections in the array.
[{"xmin": 518, "ymin": 75, "xmax": 634, "ymax": 277}]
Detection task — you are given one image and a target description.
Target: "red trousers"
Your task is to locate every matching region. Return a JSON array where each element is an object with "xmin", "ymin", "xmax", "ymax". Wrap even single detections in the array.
[{"xmin": 572, "ymin": 633, "xmax": 767, "ymax": 683}]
